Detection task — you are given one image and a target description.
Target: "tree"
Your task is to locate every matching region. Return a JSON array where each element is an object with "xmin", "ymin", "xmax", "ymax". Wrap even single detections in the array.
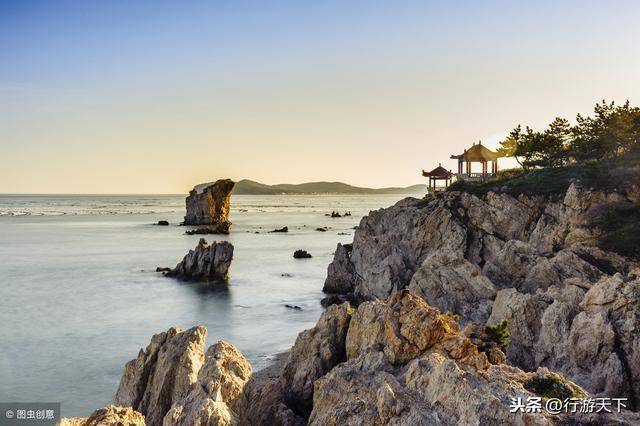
[
  {"xmin": 497, "ymin": 125, "xmax": 526, "ymax": 168},
  {"xmin": 570, "ymin": 100, "xmax": 640, "ymax": 160},
  {"xmin": 542, "ymin": 117, "xmax": 571, "ymax": 167}
]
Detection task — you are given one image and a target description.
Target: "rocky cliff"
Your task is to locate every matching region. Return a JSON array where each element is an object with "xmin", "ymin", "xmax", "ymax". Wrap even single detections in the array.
[
  {"xmin": 324, "ymin": 182, "xmax": 640, "ymax": 408},
  {"xmin": 183, "ymin": 179, "xmax": 235, "ymax": 231},
  {"xmin": 65, "ymin": 292, "xmax": 639, "ymax": 425}
]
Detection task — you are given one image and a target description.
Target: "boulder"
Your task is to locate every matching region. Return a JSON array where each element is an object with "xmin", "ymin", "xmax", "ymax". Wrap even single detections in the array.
[
  {"xmin": 183, "ymin": 179, "xmax": 234, "ymax": 228},
  {"xmin": 156, "ymin": 220, "xmax": 169, "ymax": 226},
  {"xmin": 163, "ymin": 238, "xmax": 233, "ymax": 282}
]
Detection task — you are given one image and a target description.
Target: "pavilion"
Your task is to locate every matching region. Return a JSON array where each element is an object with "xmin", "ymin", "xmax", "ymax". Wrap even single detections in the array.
[
  {"xmin": 450, "ymin": 141, "xmax": 500, "ymax": 181},
  {"xmin": 422, "ymin": 164, "xmax": 453, "ymax": 192}
]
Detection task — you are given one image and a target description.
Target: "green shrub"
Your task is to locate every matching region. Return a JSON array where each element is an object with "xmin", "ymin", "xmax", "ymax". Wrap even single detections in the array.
[
  {"xmin": 524, "ymin": 374, "xmax": 587, "ymax": 400},
  {"xmin": 485, "ymin": 319, "xmax": 510, "ymax": 351}
]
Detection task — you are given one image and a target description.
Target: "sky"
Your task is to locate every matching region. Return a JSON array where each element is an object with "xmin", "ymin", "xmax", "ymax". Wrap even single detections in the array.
[{"xmin": 1, "ymin": 0, "xmax": 639, "ymax": 194}]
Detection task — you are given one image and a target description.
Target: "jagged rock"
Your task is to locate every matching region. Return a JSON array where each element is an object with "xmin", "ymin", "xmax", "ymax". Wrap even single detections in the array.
[
  {"xmin": 113, "ymin": 327, "xmax": 251, "ymax": 426},
  {"xmin": 323, "ymin": 243, "xmax": 355, "ymax": 294},
  {"xmin": 114, "ymin": 326, "xmax": 207, "ymax": 426},
  {"xmin": 323, "ymin": 182, "xmax": 640, "ymax": 405},
  {"xmin": 463, "ymin": 323, "xmax": 507, "ymax": 365},
  {"xmin": 164, "ymin": 341, "xmax": 252, "ymax": 426},
  {"xmin": 183, "ymin": 179, "xmax": 234, "ymax": 228},
  {"xmin": 408, "ymin": 255, "xmax": 496, "ymax": 324},
  {"xmin": 270, "ymin": 226, "xmax": 288, "ymax": 233},
  {"xmin": 59, "ymin": 405, "xmax": 146, "ymax": 426},
  {"xmin": 241, "ymin": 303, "xmax": 352, "ymax": 424},
  {"xmin": 308, "ymin": 291, "xmax": 625, "ymax": 425},
  {"xmin": 279, "ymin": 303, "xmax": 351, "ymax": 417},
  {"xmin": 81, "ymin": 292, "xmax": 640, "ymax": 425},
  {"xmin": 293, "ymin": 250, "xmax": 312, "ymax": 259},
  {"xmin": 163, "ymin": 238, "xmax": 233, "ymax": 282}
]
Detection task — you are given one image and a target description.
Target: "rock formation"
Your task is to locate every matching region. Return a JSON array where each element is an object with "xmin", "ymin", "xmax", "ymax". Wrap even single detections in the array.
[
  {"xmin": 183, "ymin": 179, "xmax": 235, "ymax": 232},
  {"xmin": 111, "ymin": 326, "xmax": 251, "ymax": 426},
  {"xmin": 162, "ymin": 238, "xmax": 233, "ymax": 282},
  {"xmin": 323, "ymin": 182, "xmax": 640, "ymax": 406},
  {"xmin": 322, "ymin": 243, "xmax": 354, "ymax": 294},
  {"xmin": 69, "ymin": 291, "xmax": 639, "ymax": 425}
]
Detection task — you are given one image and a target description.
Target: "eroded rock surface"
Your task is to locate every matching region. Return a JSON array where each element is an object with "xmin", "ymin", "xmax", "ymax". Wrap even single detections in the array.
[
  {"xmin": 80, "ymin": 291, "xmax": 639, "ymax": 425},
  {"xmin": 114, "ymin": 326, "xmax": 207, "ymax": 425},
  {"xmin": 184, "ymin": 179, "xmax": 235, "ymax": 228},
  {"xmin": 112, "ymin": 326, "xmax": 251, "ymax": 426},
  {"xmin": 163, "ymin": 238, "xmax": 233, "ymax": 282},
  {"xmin": 323, "ymin": 183, "xmax": 640, "ymax": 405}
]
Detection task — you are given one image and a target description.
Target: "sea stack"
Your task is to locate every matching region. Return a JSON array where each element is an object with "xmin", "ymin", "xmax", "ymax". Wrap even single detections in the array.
[
  {"xmin": 163, "ymin": 238, "xmax": 234, "ymax": 282},
  {"xmin": 183, "ymin": 179, "xmax": 235, "ymax": 233}
]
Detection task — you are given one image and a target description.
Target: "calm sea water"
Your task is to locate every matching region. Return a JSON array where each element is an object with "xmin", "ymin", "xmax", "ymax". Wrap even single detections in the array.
[{"xmin": 0, "ymin": 193, "xmax": 418, "ymax": 417}]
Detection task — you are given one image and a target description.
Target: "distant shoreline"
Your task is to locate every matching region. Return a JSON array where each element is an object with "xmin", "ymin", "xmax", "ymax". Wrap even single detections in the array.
[{"xmin": 0, "ymin": 179, "xmax": 428, "ymax": 196}]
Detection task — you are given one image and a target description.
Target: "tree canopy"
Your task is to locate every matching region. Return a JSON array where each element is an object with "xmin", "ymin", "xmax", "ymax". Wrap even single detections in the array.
[{"xmin": 498, "ymin": 100, "xmax": 640, "ymax": 169}]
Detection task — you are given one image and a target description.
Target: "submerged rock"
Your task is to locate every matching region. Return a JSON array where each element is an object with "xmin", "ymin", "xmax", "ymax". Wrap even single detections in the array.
[
  {"xmin": 270, "ymin": 226, "xmax": 288, "ymax": 233},
  {"xmin": 183, "ymin": 179, "xmax": 234, "ymax": 228},
  {"xmin": 284, "ymin": 304, "xmax": 303, "ymax": 311},
  {"xmin": 163, "ymin": 238, "xmax": 233, "ymax": 282}
]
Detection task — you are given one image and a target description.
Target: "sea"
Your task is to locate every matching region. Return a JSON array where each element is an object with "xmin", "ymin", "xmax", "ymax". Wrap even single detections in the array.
[{"xmin": 0, "ymin": 193, "xmax": 420, "ymax": 417}]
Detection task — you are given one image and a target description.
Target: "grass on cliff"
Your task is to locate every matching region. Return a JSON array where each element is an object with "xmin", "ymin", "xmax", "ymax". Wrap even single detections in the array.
[{"xmin": 447, "ymin": 152, "xmax": 639, "ymax": 198}]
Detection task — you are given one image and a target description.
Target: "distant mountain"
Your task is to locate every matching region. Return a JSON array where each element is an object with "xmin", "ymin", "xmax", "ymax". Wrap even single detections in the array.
[{"xmin": 231, "ymin": 179, "xmax": 427, "ymax": 195}]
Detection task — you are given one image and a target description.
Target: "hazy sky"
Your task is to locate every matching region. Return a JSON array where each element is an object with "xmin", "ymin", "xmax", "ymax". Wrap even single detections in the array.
[{"xmin": 1, "ymin": 1, "xmax": 639, "ymax": 193}]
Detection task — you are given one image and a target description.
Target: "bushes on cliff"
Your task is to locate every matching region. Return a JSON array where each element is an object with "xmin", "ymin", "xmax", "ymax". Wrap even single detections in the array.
[{"xmin": 485, "ymin": 319, "xmax": 510, "ymax": 351}]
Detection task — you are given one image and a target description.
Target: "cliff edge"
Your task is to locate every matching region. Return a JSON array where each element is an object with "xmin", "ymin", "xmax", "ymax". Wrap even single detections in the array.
[{"xmin": 324, "ymin": 181, "xmax": 640, "ymax": 408}]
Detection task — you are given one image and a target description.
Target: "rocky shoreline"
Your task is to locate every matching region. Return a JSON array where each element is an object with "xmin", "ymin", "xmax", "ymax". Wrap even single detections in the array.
[
  {"xmin": 323, "ymin": 182, "xmax": 640, "ymax": 409},
  {"xmin": 61, "ymin": 182, "xmax": 640, "ymax": 425}
]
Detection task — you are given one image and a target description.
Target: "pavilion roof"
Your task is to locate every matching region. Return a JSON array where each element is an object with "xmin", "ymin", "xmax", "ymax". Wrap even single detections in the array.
[
  {"xmin": 422, "ymin": 165, "xmax": 453, "ymax": 178},
  {"xmin": 450, "ymin": 142, "xmax": 500, "ymax": 162}
]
